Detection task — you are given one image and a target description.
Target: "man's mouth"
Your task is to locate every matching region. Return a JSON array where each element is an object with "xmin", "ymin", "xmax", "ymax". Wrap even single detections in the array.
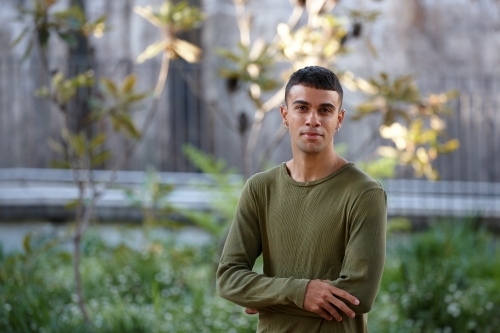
[{"xmin": 302, "ymin": 132, "xmax": 322, "ymax": 139}]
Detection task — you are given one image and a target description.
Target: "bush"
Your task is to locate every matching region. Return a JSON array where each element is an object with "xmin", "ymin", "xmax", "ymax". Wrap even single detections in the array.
[
  {"xmin": 2, "ymin": 222, "xmax": 498, "ymax": 333},
  {"xmin": 0, "ymin": 231, "xmax": 257, "ymax": 333},
  {"xmin": 369, "ymin": 222, "xmax": 500, "ymax": 333}
]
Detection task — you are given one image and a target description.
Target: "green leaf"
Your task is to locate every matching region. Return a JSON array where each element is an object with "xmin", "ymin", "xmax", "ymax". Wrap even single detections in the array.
[
  {"xmin": 57, "ymin": 32, "xmax": 78, "ymax": 48},
  {"xmin": 90, "ymin": 133, "xmax": 106, "ymax": 150},
  {"xmin": 126, "ymin": 92, "xmax": 149, "ymax": 104},
  {"xmin": 91, "ymin": 150, "xmax": 112, "ymax": 166},
  {"xmin": 34, "ymin": 86, "xmax": 51, "ymax": 99},
  {"xmin": 65, "ymin": 199, "xmax": 79, "ymax": 210},
  {"xmin": 101, "ymin": 78, "xmax": 118, "ymax": 98},
  {"xmin": 23, "ymin": 234, "xmax": 32, "ymax": 254},
  {"xmin": 121, "ymin": 74, "xmax": 136, "ymax": 94},
  {"xmin": 114, "ymin": 113, "xmax": 141, "ymax": 138},
  {"xmin": 69, "ymin": 132, "xmax": 86, "ymax": 157}
]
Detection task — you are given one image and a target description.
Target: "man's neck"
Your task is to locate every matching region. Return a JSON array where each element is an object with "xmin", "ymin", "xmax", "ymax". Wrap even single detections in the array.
[{"xmin": 286, "ymin": 150, "xmax": 347, "ymax": 183}]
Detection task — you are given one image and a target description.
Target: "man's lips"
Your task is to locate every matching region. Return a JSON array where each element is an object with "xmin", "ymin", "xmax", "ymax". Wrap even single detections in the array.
[{"xmin": 301, "ymin": 132, "xmax": 323, "ymax": 139}]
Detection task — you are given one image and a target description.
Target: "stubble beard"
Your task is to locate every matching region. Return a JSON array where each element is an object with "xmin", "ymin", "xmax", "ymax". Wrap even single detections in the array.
[{"xmin": 295, "ymin": 140, "xmax": 326, "ymax": 155}]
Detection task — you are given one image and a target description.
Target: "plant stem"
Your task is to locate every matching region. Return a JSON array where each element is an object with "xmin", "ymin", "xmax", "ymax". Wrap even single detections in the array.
[{"xmin": 70, "ymin": 52, "xmax": 171, "ymax": 326}]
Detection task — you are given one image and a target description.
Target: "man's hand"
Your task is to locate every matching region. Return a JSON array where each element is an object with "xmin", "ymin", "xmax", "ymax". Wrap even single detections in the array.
[{"xmin": 303, "ymin": 279, "xmax": 359, "ymax": 321}]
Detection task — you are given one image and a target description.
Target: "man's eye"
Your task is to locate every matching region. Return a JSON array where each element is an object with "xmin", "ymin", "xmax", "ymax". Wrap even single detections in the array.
[
  {"xmin": 297, "ymin": 105, "xmax": 307, "ymax": 111},
  {"xmin": 320, "ymin": 108, "xmax": 332, "ymax": 113}
]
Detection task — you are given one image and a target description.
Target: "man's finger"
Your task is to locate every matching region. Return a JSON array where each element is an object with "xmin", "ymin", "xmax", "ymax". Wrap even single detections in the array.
[
  {"xmin": 327, "ymin": 284, "xmax": 360, "ymax": 306},
  {"xmin": 245, "ymin": 308, "xmax": 259, "ymax": 315},
  {"xmin": 328, "ymin": 295, "xmax": 356, "ymax": 318},
  {"xmin": 321, "ymin": 301, "xmax": 343, "ymax": 321}
]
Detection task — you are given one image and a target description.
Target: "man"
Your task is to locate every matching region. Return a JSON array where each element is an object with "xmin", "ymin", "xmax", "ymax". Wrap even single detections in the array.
[{"xmin": 216, "ymin": 66, "xmax": 386, "ymax": 333}]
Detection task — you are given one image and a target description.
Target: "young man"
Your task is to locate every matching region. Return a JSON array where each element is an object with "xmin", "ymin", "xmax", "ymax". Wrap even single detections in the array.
[{"xmin": 217, "ymin": 66, "xmax": 387, "ymax": 333}]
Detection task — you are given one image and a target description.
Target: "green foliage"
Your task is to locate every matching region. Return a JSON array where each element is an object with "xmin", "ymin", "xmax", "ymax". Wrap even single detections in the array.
[
  {"xmin": 13, "ymin": 0, "xmax": 107, "ymax": 59},
  {"xmin": 370, "ymin": 222, "xmax": 500, "ymax": 333},
  {"xmin": 356, "ymin": 155, "xmax": 398, "ymax": 180},
  {"xmin": 217, "ymin": 41, "xmax": 279, "ymax": 97},
  {"xmin": 277, "ymin": 14, "xmax": 349, "ymax": 69},
  {"xmin": 182, "ymin": 144, "xmax": 244, "ymax": 240},
  {"xmin": 123, "ymin": 168, "xmax": 179, "ymax": 229},
  {"xmin": 350, "ymin": 73, "xmax": 460, "ymax": 180},
  {"xmin": 94, "ymin": 74, "xmax": 149, "ymax": 139},
  {"xmin": 0, "ymin": 232, "xmax": 256, "ymax": 333},
  {"xmin": 36, "ymin": 70, "xmax": 95, "ymax": 106},
  {"xmin": 134, "ymin": 1, "xmax": 205, "ymax": 64}
]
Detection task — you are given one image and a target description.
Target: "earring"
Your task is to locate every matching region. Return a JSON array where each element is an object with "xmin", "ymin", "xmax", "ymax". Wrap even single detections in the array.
[
  {"xmin": 284, "ymin": 124, "xmax": 289, "ymax": 129},
  {"xmin": 335, "ymin": 127, "xmax": 340, "ymax": 133}
]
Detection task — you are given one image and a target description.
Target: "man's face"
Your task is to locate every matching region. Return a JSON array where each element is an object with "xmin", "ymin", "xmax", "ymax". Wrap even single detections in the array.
[{"xmin": 281, "ymin": 85, "xmax": 345, "ymax": 155}]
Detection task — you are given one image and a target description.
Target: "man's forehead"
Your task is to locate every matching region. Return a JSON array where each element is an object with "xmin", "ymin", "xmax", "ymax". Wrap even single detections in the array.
[{"xmin": 288, "ymin": 85, "xmax": 341, "ymax": 104}]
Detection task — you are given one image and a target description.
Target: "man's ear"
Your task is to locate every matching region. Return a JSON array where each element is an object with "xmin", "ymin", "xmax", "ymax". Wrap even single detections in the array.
[
  {"xmin": 338, "ymin": 109, "xmax": 346, "ymax": 126},
  {"xmin": 280, "ymin": 104, "xmax": 288, "ymax": 125}
]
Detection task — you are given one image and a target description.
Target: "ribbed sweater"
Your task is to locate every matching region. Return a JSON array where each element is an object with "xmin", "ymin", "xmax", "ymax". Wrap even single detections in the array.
[{"xmin": 217, "ymin": 162, "xmax": 387, "ymax": 333}]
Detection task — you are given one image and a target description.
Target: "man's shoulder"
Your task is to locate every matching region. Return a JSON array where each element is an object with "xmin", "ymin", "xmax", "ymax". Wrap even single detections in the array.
[
  {"xmin": 246, "ymin": 164, "xmax": 282, "ymax": 188},
  {"xmin": 342, "ymin": 163, "xmax": 384, "ymax": 193}
]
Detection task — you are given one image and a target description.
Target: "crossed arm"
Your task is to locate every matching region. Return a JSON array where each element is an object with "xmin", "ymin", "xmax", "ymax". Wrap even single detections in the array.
[{"xmin": 216, "ymin": 183, "xmax": 387, "ymax": 321}]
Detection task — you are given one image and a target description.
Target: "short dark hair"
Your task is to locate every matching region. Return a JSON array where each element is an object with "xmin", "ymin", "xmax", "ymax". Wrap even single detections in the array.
[{"xmin": 284, "ymin": 66, "xmax": 343, "ymax": 107}]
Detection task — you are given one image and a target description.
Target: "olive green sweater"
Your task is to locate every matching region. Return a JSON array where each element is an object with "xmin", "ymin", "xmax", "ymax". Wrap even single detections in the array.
[{"xmin": 217, "ymin": 162, "xmax": 387, "ymax": 333}]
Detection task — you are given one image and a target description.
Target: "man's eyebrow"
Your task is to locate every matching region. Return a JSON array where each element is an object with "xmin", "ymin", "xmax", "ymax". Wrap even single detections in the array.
[
  {"xmin": 291, "ymin": 100, "xmax": 311, "ymax": 106},
  {"xmin": 292, "ymin": 100, "xmax": 337, "ymax": 109},
  {"xmin": 319, "ymin": 103, "xmax": 336, "ymax": 109}
]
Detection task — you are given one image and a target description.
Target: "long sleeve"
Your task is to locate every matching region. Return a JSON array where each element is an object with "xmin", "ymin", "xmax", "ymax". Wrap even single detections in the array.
[
  {"xmin": 254, "ymin": 188, "xmax": 387, "ymax": 317},
  {"xmin": 330, "ymin": 188, "xmax": 387, "ymax": 314},
  {"xmin": 216, "ymin": 180, "xmax": 310, "ymax": 309}
]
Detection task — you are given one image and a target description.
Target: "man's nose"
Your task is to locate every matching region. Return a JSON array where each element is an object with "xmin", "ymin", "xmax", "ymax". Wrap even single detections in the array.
[{"xmin": 305, "ymin": 111, "xmax": 320, "ymax": 127}]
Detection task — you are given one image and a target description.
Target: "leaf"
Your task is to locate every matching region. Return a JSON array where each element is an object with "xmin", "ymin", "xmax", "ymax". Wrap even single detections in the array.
[
  {"xmin": 69, "ymin": 132, "xmax": 86, "ymax": 157},
  {"xmin": 90, "ymin": 133, "xmax": 106, "ymax": 150},
  {"xmin": 121, "ymin": 74, "xmax": 136, "ymax": 94},
  {"xmin": 439, "ymin": 139, "xmax": 460, "ymax": 153},
  {"xmin": 137, "ymin": 40, "xmax": 168, "ymax": 64},
  {"xmin": 65, "ymin": 199, "xmax": 79, "ymax": 210},
  {"xmin": 61, "ymin": 126, "xmax": 70, "ymax": 141},
  {"xmin": 47, "ymin": 138, "xmax": 65, "ymax": 154},
  {"xmin": 57, "ymin": 32, "xmax": 78, "ymax": 48},
  {"xmin": 35, "ymin": 86, "xmax": 51, "ymax": 98},
  {"xmin": 114, "ymin": 113, "xmax": 141, "ymax": 138},
  {"xmin": 23, "ymin": 233, "xmax": 32, "ymax": 254},
  {"xmin": 215, "ymin": 48, "xmax": 241, "ymax": 62},
  {"xmin": 134, "ymin": 5, "xmax": 164, "ymax": 28},
  {"xmin": 101, "ymin": 78, "xmax": 118, "ymax": 98},
  {"xmin": 126, "ymin": 92, "xmax": 149, "ymax": 103},
  {"xmin": 91, "ymin": 150, "xmax": 112, "ymax": 166},
  {"xmin": 173, "ymin": 38, "xmax": 202, "ymax": 63}
]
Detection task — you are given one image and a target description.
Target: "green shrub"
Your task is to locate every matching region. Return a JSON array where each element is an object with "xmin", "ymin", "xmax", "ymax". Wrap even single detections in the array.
[
  {"xmin": 0, "ymin": 232, "xmax": 257, "ymax": 333},
  {"xmin": 370, "ymin": 222, "xmax": 500, "ymax": 333},
  {"xmin": 2, "ymin": 222, "xmax": 498, "ymax": 333}
]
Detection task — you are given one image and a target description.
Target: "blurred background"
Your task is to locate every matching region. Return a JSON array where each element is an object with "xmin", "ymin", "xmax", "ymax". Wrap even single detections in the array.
[{"xmin": 0, "ymin": 0, "xmax": 499, "ymax": 332}]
